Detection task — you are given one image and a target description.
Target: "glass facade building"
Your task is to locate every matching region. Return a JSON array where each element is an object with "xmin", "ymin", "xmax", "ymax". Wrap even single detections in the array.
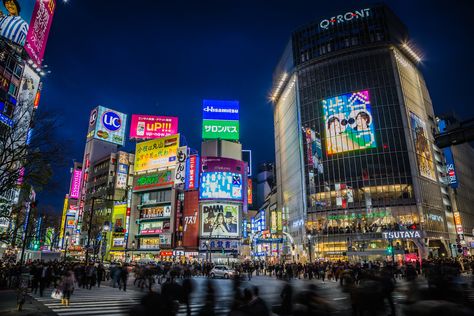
[{"xmin": 272, "ymin": 5, "xmax": 452, "ymax": 261}]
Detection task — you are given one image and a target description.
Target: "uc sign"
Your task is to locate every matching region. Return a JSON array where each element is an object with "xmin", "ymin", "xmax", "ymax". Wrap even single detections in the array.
[{"xmin": 102, "ymin": 111, "xmax": 122, "ymax": 131}]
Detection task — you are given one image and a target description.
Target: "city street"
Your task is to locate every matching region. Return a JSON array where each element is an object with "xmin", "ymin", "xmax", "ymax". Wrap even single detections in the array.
[{"xmin": 26, "ymin": 275, "xmax": 455, "ymax": 316}]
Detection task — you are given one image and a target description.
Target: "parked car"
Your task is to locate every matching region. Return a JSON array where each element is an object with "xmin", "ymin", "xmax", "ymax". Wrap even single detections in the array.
[{"xmin": 210, "ymin": 265, "xmax": 235, "ymax": 279}]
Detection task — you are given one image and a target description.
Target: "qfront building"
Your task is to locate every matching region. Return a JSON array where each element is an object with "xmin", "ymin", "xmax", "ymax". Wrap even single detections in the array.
[{"xmin": 272, "ymin": 5, "xmax": 452, "ymax": 262}]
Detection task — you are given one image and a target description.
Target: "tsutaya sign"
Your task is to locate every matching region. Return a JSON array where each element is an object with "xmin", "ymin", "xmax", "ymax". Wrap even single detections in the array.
[
  {"xmin": 320, "ymin": 8, "xmax": 371, "ymax": 30},
  {"xmin": 382, "ymin": 230, "xmax": 422, "ymax": 240}
]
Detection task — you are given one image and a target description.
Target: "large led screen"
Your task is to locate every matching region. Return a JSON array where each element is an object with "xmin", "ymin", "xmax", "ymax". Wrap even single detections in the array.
[
  {"xmin": 200, "ymin": 172, "xmax": 242, "ymax": 200},
  {"xmin": 202, "ymin": 119, "xmax": 239, "ymax": 141},
  {"xmin": 201, "ymin": 203, "xmax": 240, "ymax": 238},
  {"xmin": 410, "ymin": 112, "xmax": 436, "ymax": 181},
  {"xmin": 322, "ymin": 90, "xmax": 376, "ymax": 154}
]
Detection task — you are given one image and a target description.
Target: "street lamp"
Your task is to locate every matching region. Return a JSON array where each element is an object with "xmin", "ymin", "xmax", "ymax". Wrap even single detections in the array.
[
  {"xmin": 63, "ymin": 232, "xmax": 70, "ymax": 262},
  {"xmin": 101, "ymin": 223, "xmax": 110, "ymax": 263},
  {"xmin": 307, "ymin": 234, "xmax": 312, "ymax": 263}
]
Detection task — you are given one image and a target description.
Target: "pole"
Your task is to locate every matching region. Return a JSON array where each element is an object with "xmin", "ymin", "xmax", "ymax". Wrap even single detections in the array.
[
  {"xmin": 308, "ymin": 237, "xmax": 312, "ymax": 263},
  {"xmin": 85, "ymin": 197, "xmax": 95, "ymax": 264},
  {"xmin": 19, "ymin": 202, "xmax": 33, "ymax": 266},
  {"xmin": 63, "ymin": 237, "xmax": 69, "ymax": 262},
  {"xmin": 391, "ymin": 239, "xmax": 395, "ymax": 264}
]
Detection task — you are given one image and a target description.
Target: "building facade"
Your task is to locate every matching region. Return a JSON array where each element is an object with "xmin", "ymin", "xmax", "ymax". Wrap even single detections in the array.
[{"xmin": 272, "ymin": 5, "xmax": 451, "ymax": 262}]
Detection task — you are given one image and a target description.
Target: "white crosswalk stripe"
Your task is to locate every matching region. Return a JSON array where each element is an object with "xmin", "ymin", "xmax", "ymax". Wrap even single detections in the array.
[
  {"xmin": 31, "ymin": 286, "xmax": 232, "ymax": 316},
  {"xmin": 31, "ymin": 286, "xmax": 141, "ymax": 315}
]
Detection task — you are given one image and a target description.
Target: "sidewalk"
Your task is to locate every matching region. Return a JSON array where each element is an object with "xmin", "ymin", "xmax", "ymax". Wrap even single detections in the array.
[{"xmin": 0, "ymin": 289, "xmax": 55, "ymax": 316}]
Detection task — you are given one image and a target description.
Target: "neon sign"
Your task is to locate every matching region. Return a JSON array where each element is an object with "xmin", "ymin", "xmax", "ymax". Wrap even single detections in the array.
[
  {"xmin": 319, "ymin": 8, "xmax": 371, "ymax": 30},
  {"xmin": 382, "ymin": 231, "xmax": 422, "ymax": 239}
]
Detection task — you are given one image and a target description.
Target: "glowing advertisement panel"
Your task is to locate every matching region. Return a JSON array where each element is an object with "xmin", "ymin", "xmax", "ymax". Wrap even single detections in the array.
[
  {"xmin": 185, "ymin": 154, "xmax": 199, "ymax": 190},
  {"xmin": 134, "ymin": 134, "xmax": 179, "ymax": 173},
  {"xmin": 202, "ymin": 119, "xmax": 239, "ymax": 141},
  {"xmin": 0, "ymin": 0, "xmax": 35, "ymax": 47},
  {"xmin": 90, "ymin": 106, "xmax": 127, "ymax": 146},
  {"xmin": 322, "ymin": 90, "xmax": 376, "ymax": 154},
  {"xmin": 69, "ymin": 169, "xmax": 82, "ymax": 199},
  {"xmin": 200, "ymin": 172, "xmax": 242, "ymax": 200},
  {"xmin": 202, "ymin": 100, "xmax": 239, "ymax": 121},
  {"xmin": 409, "ymin": 113, "xmax": 436, "ymax": 181},
  {"xmin": 201, "ymin": 203, "xmax": 240, "ymax": 238},
  {"xmin": 24, "ymin": 0, "xmax": 56, "ymax": 67},
  {"xmin": 130, "ymin": 114, "xmax": 178, "ymax": 139}
]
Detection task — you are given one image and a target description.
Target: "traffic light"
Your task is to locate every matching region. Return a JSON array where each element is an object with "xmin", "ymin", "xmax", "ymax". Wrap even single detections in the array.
[{"xmin": 387, "ymin": 245, "xmax": 393, "ymax": 255}]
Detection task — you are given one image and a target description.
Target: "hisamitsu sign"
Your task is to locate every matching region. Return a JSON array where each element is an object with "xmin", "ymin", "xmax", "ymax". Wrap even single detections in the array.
[{"xmin": 382, "ymin": 230, "xmax": 423, "ymax": 240}]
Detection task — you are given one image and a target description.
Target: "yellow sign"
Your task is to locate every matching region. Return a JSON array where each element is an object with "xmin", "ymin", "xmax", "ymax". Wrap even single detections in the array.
[
  {"xmin": 134, "ymin": 134, "xmax": 179, "ymax": 173},
  {"xmin": 59, "ymin": 198, "xmax": 68, "ymax": 240}
]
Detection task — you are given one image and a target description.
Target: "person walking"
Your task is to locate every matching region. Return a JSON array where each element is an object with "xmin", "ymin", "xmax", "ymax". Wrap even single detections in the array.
[
  {"xmin": 60, "ymin": 270, "xmax": 75, "ymax": 307},
  {"xmin": 119, "ymin": 264, "xmax": 129, "ymax": 291},
  {"xmin": 97, "ymin": 264, "xmax": 105, "ymax": 288}
]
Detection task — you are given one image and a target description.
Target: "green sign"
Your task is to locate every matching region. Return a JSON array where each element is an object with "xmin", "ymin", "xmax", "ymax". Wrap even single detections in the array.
[
  {"xmin": 202, "ymin": 119, "xmax": 239, "ymax": 140},
  {"xmin": 327, "ymin": 211, "xmax": 388, "ymax": 220},
  {"xmin": 135, "ymin": 170, "xmax": 173, "ymax": 189}
]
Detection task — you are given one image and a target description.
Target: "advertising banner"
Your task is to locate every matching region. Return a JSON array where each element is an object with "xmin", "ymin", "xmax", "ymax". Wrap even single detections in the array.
[
  {"xmin": 201, "ymin": 157, "xmax": 245, "ymax": 173},
  {"xmin": 69, "ymin": 169, "xmax": 82, "ymax": 199},
  {"xmin": 202, "ymin": 100, "xmax": 239, "ymax": 121},
  {"xmin": 134, "ymin": 134, "xmax": 179, "ymax": 173},
  {"xmin": 202, "ymin": 119, "xmax": 239, "ymax": 141},
  {"xmin": 139, "ymin": 221, "xmax": 170, "ymax": 235},
  {"xmin": 133, "ymin": 170, "xmax": 173, "ymax": 191},
  {"xmin": 14, "ymin": 65, "xmax": 40, "ymax": 142},
  {"xmin": 185, "ymin": 154, "xmax": 199, "ymax": 190},
  {"xmin": 199, "ymin": 239, "xmax": 240, "ymax": 251},
  {"xmin": 443, "ymin": 147, "xmax": 458, "ymax": 188},
  {"xmin": 304, "ymin": 128, "xmax": 324, "ymax": 174},
  {"xmin": 182, "ymin": 191, "xmax": 199, "ymax": 247},
  {"xmin": 66, "ymin": 215, "xmax": 75, "ymax": 229},
  {"xmin": 409, "ymin": 112, "xmax": 436, "ymax": 181},
  {"xmin": 242, "ymin": 150, "xmax": 252, "ymax": 176},
  {"xmin": 247, "ymin": 179, "xmax": 253, "ymax": 205},
  {"xmin": 140, "ymin": 205, "xmax": 171, "ymax": 219},
  {"xmin": 115, "ymin": 163, "xmax": 128, "ymax": 189},
  {"xmin": 112, "ymin": 204, "xmax": 126, "ymax": 232},
  {"xmin": 89, "ymin": 106, "xmax": 127, "ymax": 146},
  {"xmin": 174, "ymin": 146, "xmax": 187, "ymax": 186},
  {"xmin": 322, "ymin": 90, "xmax": 376, "ymax": 154},
  {"xmin": 200, "ymin": 172, "xmax": 243, "ymax": 200},
  {"xmin": 24, "ymin": 0, "xmax": 56, "ymax": 67},
  {"xmin": 201, "ymin": 203, "xmax": 240, "ymax": 238},
  {"xmin": 130, "ymin": 114, "xmax": 178, "ymax": 139}
]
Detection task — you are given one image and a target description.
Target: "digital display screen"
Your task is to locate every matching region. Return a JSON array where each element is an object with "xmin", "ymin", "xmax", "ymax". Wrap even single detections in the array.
[
  {"xmin": 201, "ymin": 203, "xmax": 240, "ymax": 238},
  {"xmin": 202, "ymin": 119, "xmax": 240, "ymax": 141},
  {"xmin": 322, "ymin": 90, "xmax": 376, "ymax": 154},
  {"xmin": 200, "ymin": 172, "xmax": 242, "ymax": 200}
]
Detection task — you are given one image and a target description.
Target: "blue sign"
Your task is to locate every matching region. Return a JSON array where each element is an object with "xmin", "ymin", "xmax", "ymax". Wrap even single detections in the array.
[
  {"xmin": 0, "ymin": 113, "xmax": 13, "ymax": 127},
  {"xmin": 443, "ymin": 148, "xmax": 458, "ymax": 189},
  {"xmin": 202, "ymin": 100, "xmax": 240, "ymax": 121},
  {"xmin": 102, "ymin": 111, "xmax": 122, "ymax": 131},
  {"xmin": 199, "ymin": 172, "xmax": 243, "ymax": 200}
]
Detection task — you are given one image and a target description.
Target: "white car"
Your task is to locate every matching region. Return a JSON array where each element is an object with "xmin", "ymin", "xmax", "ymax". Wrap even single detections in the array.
[{"xmin": 210, "ymin": 265, "xmax": 235, "ymax": 279}]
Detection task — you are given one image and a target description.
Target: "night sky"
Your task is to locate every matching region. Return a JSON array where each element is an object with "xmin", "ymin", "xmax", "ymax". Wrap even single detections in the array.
[{"xmin": 38, "ymin": 0, "xmax": 474, "ymax": 214}]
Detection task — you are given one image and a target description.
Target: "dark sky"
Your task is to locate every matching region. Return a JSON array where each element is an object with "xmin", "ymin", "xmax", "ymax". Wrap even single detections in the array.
[{"xmin": 37, "ymin": 0, "xmax": 474, "ymax": 214}]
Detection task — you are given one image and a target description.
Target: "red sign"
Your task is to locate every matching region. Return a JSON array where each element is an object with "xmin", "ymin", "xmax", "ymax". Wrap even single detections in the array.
[
  {"xmin": 140, "ymin": 229, "xmax": 163, "ymax": 235},
  {"xmin": 160, "ymin": 250, "xmax": 173, "ymax": 257},
  {"xmin": 182, "ymin": 191, "xmax": 199, "ymax": 248},
  {"xmin": 247, "ymin": 179, "xmax": 253, "ymax": 205}
]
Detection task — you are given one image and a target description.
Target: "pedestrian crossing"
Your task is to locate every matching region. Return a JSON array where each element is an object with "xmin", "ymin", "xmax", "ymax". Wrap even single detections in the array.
[
  {"xmin": 31, "ymin": 285, "xmax": 231, "ymax": 315},
  {"xmin": 31, "ymin": 286, "xmax": 141, "ymax": 315}
]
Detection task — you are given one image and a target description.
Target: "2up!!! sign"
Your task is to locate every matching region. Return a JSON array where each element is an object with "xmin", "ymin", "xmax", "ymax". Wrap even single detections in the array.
[
  {"xmin": 202, "ymin": 100, "xmax": 240, "ymax": 141},
  {"xmin": 88, "ymin": 106, "xmax": 128, "ymax": 146}
]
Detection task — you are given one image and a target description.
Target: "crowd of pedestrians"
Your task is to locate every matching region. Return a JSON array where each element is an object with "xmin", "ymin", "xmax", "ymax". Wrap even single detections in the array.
[{"xmin": 1, "ymin": 256, "xmax": 474, "ymax": 315}]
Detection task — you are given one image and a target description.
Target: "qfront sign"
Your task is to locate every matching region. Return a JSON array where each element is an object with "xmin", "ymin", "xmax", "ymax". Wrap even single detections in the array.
[
  {"xmin": 319, "ymin": 8, "xmax": 371, "ymax": 30},
  {"xmin": 382, "ymin": 230, "xmax": 422, "ymax": 240}
]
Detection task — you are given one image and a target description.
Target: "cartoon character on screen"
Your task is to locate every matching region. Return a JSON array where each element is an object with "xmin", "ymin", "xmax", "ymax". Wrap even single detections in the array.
[
  {"xmin": 224, "ymin": 211, "xmax": 237, "ymax": 234},
  {"xmin": 346, "ymin": 109, "xmax": 376, "ymax": 149},
  {"xmin": 0, "ymin": 0, "xmax": 28, "ymax": 46},
  {"xmin": 203, "ymin": 211, "xmax": 215, "ymax": 233},
  {"xmin": 327, "ymin": 115, "xmax": 349, "ymax": 154}
]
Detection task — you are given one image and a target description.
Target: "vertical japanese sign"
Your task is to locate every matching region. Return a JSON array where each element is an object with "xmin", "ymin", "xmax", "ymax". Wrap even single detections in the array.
[
  {"xmin": 175, "ymin": 146, "xmax": 187, "ymax": 186},
  {"xmin": 25, "ymin": 0, "xmax": 56, "ymax": 67},
  {"xmin": 185, "ymin": 154, "xmax": 199, "ymax": 190},
  {"xmin": 69, "ymin": 169, "xmax": 82, "ymax": 199}
]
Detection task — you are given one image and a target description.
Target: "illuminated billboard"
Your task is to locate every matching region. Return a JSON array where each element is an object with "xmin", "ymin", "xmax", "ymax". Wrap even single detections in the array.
[
  {"xmin": 69, "ymin": 169, "xmax": 82, "ymax": 199},
  {"xmin": 134, "ymin": 134, "xmax": 179, "ymax": 173},
  {"xmin": 88, "ymin": 106, "xmax": 127, "ymax": 146},
  {"xmin": 200, "ymin": 172, "xmax": 243, "ymax": 200},
  {"xmin": 185, "ymin": 154, "xmax": 199, "ymax": 190},
  {"xmin": 24, "ymin": 0, "xmax": 56, "ymax": 67},
  {"xmin": 304, "ymin": 128, "xmax": 323, "ymax": 174},
  {"xmin": 130, "ymin": 114, "xmax": 178, "ymax": 139},
  {"xmin": 202, "ymin": 119, "xmax": 239, "ymax": 141},
  {"xmin": 322, "ymin": 90, "xmax": 376, "ymax": 154},
  {"xmin": 247, "ymin": 179, "xmax": 253, "ymax": 205},
  {"xmin": 202, "ymin": 100, "xmax": 239, "ymax": 121},
  {"xmin": 409, "ymin": 112, "xmax": 436, "ymax": 181},
  {"xmin": 201, "ymin": 203, "xmax": 240, "ymax": 238}
]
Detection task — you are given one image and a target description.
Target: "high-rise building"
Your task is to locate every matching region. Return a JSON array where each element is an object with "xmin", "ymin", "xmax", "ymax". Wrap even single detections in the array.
[
  {"xmin": 271, "ymin": 4, "xmax": 451, "ymax": 261},
  {"xmin": 256, "ymin": 162, "xmax": 275, "ymax": 209}
]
